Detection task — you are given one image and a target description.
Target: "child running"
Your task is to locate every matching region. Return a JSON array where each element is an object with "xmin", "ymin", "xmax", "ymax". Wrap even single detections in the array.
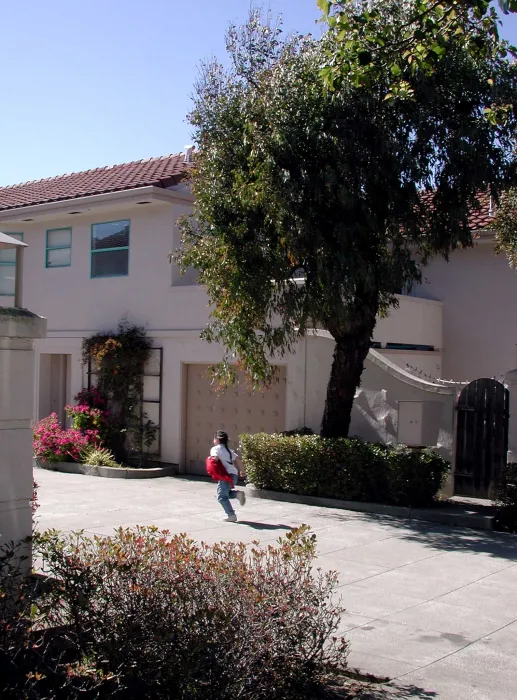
[{"xmin": 210, "ymin": 430, "xmax": 246, "ymax": 522}]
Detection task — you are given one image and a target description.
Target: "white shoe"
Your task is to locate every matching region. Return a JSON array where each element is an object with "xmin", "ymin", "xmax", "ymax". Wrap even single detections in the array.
[
  {"xmin": 236, "ymin": 491, "xmax": 246, "ymax": 507},
  {"xmin": 223, "ymin": 514, "xmax": 237, "ymax": 522}
]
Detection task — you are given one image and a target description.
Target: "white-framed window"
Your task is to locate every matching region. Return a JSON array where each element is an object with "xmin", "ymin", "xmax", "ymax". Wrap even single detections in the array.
[
  {"xmin": 46, "ymin": 228, "xmax": 72, "ymax": 268},
  {"xmin": 91, "ymin": 220, "xmax": 130, "ymax": 278},
  {"xmin": 0, "ymin": 232, "xmax": 23, "ymax": 295}
]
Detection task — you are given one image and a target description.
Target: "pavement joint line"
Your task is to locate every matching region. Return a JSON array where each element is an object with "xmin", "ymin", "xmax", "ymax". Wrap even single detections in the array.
[
  {"xmin": 338, "ymin": 558, "xmax": 517, "ymax": 633},
  {"xmin": 390, "ymin": 616, "xmax": 517, "ymax": 681}
]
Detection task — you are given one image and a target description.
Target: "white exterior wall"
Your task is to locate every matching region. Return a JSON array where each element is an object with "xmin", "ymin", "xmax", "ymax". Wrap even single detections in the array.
[
  {"xmin": 0, "ymin": 188, "xmax": 456, "ymax": 468},
  {"xmin": 305, "ymin": 335, "xmax": 455, "ymax": 465},
  {"xmin": 412, "ymin": 242, "xmax": 517, "ymax": 381},
  {"xmin": 374, "ymin": 294, "xmax": 442, "ymax": 348}
]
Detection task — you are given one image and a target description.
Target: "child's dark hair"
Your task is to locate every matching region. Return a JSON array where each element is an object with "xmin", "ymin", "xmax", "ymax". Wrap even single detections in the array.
[{"xmin": 216, "ymin": 430, "xmax": 232, "ymax": 463}]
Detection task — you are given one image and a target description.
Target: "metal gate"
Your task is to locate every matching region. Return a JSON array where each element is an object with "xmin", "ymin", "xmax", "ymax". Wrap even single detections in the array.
[{"xmin": 454, "ymin": 378, "xmax": 509, "ymax": 499}]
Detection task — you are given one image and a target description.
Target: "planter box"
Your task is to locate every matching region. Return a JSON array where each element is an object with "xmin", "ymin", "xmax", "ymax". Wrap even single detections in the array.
[{"xmin": 33, "ymin": 458, "xmax": 177, "ymax": 479}]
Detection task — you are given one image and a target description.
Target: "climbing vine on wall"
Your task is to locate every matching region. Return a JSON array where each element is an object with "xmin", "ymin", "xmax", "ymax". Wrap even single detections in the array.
[{"xmin": 81, "ymin": 320, "xmax": 154, "ymax": 462}]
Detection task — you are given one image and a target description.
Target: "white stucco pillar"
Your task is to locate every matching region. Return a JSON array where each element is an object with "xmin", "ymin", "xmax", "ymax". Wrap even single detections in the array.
[
  {"xmin": 504, "ymin": 369, "xmax": 517, "ymax": 464},
  {"xmin": 0, "ymin": 310, "xmax": 47, "ymax": 561}
]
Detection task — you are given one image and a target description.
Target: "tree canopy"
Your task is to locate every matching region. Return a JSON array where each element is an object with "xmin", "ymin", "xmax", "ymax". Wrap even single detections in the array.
[
  {"xmin": 319, "ymin": 0, "xmax": 516, "ymax": 112},
  {"xmin": 175, "ymin": 4, "xmax": 517, "ymax": 437}
]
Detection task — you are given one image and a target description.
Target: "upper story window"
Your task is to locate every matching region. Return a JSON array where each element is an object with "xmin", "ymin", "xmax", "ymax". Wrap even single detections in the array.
[
  {"xmin": 0, "ymin": 232, "xmax": 22, "ymax": 295},
  {"xmin": 46, "ymin": 228, "xmax": 72, "ymax": 268},
  {"xmin": 91, "ymin": 220, "xmax": 130, "ymax": 278}
]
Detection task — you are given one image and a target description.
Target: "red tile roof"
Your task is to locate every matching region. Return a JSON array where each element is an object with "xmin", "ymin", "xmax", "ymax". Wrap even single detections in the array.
[
  {"xmin": 0, "ymin": 153, "xmax": 192, "ymax": 211},
  {"xmin": 468, "ymin": 192, "xmax": 494, "ymax": 232}
]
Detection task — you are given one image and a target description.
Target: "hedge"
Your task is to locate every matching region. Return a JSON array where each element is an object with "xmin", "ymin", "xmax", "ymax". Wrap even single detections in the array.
[{"xmin": 240, "ymin": 433, "xmax": 450, "ymax": 508}]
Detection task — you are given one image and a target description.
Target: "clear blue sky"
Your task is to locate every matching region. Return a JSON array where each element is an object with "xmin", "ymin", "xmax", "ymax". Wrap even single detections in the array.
[{"xmin": 1, "ymin": 0, "xmax": 516, "ymax": 187}]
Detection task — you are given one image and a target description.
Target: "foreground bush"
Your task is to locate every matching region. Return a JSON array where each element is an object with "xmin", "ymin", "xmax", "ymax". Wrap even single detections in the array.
[
  {"xmin": 494, "ymin": 463, "xmax": 517, "ymax": 534},
  {"xmin": 1, "ymin": 526, "xmax": 348, "ymax": 699},
  {"xmin": 241, "ymin": 434, "xmax": 449, "ymax": 508}
]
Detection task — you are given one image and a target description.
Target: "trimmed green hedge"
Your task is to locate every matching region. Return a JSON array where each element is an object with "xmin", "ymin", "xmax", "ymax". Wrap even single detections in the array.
[{"xmin": 240, "ymin": 433, "xmax": 450, "ymax": 508}]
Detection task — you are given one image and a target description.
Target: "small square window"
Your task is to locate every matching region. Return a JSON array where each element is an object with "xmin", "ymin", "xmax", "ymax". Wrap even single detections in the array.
[
  {"xmin": 91, "ymin": 220, "xmax": 129, "ymax": 278},
  {"xmin": 46, "ymin": 228, "xmax": 72, "ymax": 268},
  {"xmin": 0, "ymin": 232, "xmax": 23, "ymax": 295},
  {"xmin": 0, "ymin": 266, "xmax": 16, "ymax": 295}
]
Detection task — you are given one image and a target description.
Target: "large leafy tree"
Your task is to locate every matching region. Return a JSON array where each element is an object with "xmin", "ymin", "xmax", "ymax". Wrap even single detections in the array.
[
  {"xmin": 319, "ymin": 0, "xmax": 516, "ymax": 104},
  {"xmin": 175, "ymin": 6, "xmax": 517, "ymax": 438}
]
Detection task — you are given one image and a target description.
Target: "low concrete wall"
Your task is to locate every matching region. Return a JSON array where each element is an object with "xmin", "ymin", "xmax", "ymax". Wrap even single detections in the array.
[
  {"xmin": 0, "ymin": 309, "xmax": 46, "ymax": 559},
  {"xmin": 34, "ymin": 460, "xmax": 177, "ymax": 479}
]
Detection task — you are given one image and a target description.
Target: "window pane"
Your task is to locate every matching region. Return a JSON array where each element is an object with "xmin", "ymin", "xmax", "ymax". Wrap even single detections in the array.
[
  {"xmin": 0, "ymin": 266, "xmax": 15, "ymax": 295},
  {"xmin": 47, "ymin": 247, "xmax": 71, "ymax": 267},
  {"xmin": 0, "ymin": 233, "xmax": 22, "ymax": 263},
  {"xmin": 92, "ymin": 221, "xmax": 129, "ymax": 250},
  {"xmin": 47, "ymin": 229, "xmax": 71, "ymax": 248},
  {"xmin": 91, "ymin": 249, "xmax": 129, "ymax": 277}
]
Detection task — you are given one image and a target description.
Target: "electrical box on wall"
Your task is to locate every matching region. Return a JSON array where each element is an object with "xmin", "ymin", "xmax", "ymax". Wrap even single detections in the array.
[{"xmin": 397, "ymin": 401, "xmax": 443, "ymax": 447}]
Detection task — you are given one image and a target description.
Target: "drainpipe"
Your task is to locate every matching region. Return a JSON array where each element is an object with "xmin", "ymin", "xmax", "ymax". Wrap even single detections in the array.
[{"xmin": 14, "ymin": 246, "xmax": 24, "ymax": 308}]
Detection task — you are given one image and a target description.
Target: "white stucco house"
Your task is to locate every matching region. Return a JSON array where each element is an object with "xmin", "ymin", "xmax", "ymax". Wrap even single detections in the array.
[{"xmin": 0, "ymin": 152, "xmax": 512, "ymax": 478}]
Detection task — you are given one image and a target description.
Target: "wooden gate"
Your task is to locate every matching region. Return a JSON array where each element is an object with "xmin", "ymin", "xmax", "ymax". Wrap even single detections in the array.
[{"xmin": 454, "ymin": 378, "xmax": 509, "ymax": 499}]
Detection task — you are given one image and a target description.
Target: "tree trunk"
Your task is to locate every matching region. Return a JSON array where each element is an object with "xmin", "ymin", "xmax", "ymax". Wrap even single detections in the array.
[{"xmin": 321, "ymin": 319, "xmax": 376, "ymax": 438}]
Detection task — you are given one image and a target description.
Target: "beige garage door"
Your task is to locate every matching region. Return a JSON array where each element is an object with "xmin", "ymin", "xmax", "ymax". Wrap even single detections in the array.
[{"xmin": 185, "ymin": 364, "xmax": 286, "ymax": 474}]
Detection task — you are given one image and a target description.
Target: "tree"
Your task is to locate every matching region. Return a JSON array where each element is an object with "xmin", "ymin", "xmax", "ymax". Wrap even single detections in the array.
[
  {"xmin": 318, "ymin": 0, "xmax": 516, "ymax": 105},
  {"xmin": 494, "ymin": 188, "xmax": 517, "ymax": 267},
  {"xmin": 175, "ymin": 7, "xmax": 517, "ymax": 438}
]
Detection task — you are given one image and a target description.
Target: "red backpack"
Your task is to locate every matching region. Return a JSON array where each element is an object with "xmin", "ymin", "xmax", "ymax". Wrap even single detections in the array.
[{"xmin": 205, "ymin": 456, "xmax": 234, "ymax": 485}]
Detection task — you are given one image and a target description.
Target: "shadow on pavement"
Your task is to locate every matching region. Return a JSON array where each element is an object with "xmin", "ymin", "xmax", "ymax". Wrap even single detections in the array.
[
  {"xmin": 312, "ymin": 510, "xmax": 517, "ymax": 562},
  {"xmin": 236, "ymin": 521, "xmax": 292, "ymax": 531},
  {"xmin": 359, "ymin": 681, "xmax": 438, "ymax": 699}
]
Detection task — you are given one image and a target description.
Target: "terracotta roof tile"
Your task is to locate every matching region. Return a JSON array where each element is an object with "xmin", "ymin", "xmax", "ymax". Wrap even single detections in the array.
[{"xmin": 0, "ymin": 153, "xmax": 192, "ymax": 211}]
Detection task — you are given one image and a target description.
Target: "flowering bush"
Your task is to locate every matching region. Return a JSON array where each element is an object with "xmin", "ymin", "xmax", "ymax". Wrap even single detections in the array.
[
  {"xmin": 66, "ymin": 403, "xmax": 110, "ymax": 436},
  {"xmin": 33, "ymin": 413, "xmax": 99, "ymax": 463},
  {"xmin": 74, "ymin": 386, "xmax": 106, "ymax": 410},
  {"xmin": 1, "ymin": 527, "xmax": 349, "ymax": 698},
  {"xmin": 30, "ymin": 525, "xmax": 348, "ymax": 699}
]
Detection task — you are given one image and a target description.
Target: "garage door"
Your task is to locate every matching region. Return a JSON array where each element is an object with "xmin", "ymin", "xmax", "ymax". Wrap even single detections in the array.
[{"xmin": 185, "ymin": 364, "xmax": 286, "ymax": 474}]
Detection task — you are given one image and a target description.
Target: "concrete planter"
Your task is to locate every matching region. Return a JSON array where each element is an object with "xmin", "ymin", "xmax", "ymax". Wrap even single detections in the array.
[
  {"xmin": 33, "ymin": 458, "xmax": 176, "ymax": 479},
  {"xmin": 245, "ymin": 484, "xmax": 495, "ymax": 531}
]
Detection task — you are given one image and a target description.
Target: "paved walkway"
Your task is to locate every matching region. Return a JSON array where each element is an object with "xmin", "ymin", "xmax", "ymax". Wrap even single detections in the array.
[{"xmin": 35, "ymin": 469, "xmax": 517, "ymax": 700}]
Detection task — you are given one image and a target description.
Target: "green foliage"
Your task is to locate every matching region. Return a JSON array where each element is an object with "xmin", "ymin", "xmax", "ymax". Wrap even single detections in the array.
[
  {"xmin": 494, "ymin": 189, "xmax": 517, "ymax": 269},
  {"xmin": 241, "ymin": 433, "xmax": 449, "ymax": 508},
  {"xmin": 174, "ymin": 9, "xmax": 517, "ymax": 438},
  {"xmin": 82, "ymin": 319, "xmax": 155, "ymax": 462},
  {"xmin": 80, "ymin": 445, "xmax": 120, "ymax": 468},
  {"xmin": 494, "ymin": 462, "xmax": 517, "ymax": 533},
  {"xmin": 319, "ymin": 0, "xmax": 516, "ymax": 94},
  {"xmin": 0, "ymin": 527, "xmax": 348, "ymax": 698}
]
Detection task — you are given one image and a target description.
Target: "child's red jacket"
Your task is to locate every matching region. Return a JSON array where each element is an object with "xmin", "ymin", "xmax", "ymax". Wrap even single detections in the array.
[{"xmin": 205, "ymin": 456, "xmax": 234, "ymax": 485}]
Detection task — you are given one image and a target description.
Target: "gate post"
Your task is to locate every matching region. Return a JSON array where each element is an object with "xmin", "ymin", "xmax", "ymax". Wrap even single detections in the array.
[
  {"xmin": 0, "ymin": 309, "xmax": 47, "ymax": 570},
  {"xmin": 504, "ymin": 369, "xmax": 517, "ymax": 464}
]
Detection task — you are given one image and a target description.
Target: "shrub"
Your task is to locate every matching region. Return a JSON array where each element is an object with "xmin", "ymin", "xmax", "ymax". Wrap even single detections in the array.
[
  {"xmin": 494, "ymin": 463, "xmax": 517, "ymax": 533},
  {"xmin": 33, "ymin": 413, "xmax": 100, "ymax": 463},
  {"xmin": 66, "ymin": 403, "xmax": 110, "ymax": 438},
  {"xmin": 17, "ymin": 525, "xmax": 347, "ymax": 700},
  {"xmin": 241, "ymin": 433, "xmax": 449, "ymax": 508},
  {"xmin": 80, "ymin": 445, "xmax": 120, "ymax": 468}
]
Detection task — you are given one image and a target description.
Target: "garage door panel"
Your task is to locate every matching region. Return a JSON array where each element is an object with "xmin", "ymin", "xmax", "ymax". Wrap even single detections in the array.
[{"xmin": 185, "ymin": 364, "xmax": 286, "ymax": 475}]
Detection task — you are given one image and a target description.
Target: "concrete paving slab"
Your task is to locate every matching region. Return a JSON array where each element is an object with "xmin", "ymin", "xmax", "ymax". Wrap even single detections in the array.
[
  {"xmin": 384, "ymin": 600, "xmax": 516, "ymax": 640},
  {"xmin": 34, "ymin": 470, "xmax": 517, "ymax": 700},
  {"xmin": 399, "ymin": 640, "xmax": 517, "ymax": 700}
]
